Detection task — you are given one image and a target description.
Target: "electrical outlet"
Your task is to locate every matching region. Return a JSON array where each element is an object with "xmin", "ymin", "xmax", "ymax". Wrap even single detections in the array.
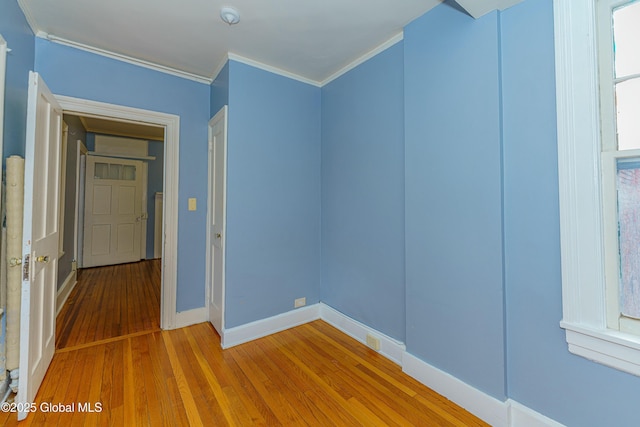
[
  {"xmin": 188, "ymin": 198, "xmax": 197, "ymax": 211},
  {"xmin": 71, "ymin": 260, "xmax": 77, "ymax": 271},
  {"xmin": 294, "ymin": 297, "xmax": 306, "ymax": 308},
  {"xmin": 366, "ymin": 333, "xmax": 381, "ymax": 351}
]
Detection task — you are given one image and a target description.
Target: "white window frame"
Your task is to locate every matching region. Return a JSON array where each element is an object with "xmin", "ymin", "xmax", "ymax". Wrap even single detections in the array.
[{"xmin": 555, "ymin": 0, "xmax": 640, "ymax": 376}]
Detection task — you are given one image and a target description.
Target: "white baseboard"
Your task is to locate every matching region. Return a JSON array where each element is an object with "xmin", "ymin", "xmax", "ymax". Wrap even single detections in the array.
[
  {"xmin": 403, "ymin": 352, "xmax": 509, "ymax": 426},
  {"xmin": 174, "ymin": 306, "xmax": 208, "ymax": 329},
  {"xmin": 319, "ymin": 303, "xmax": 405, "ymax": 365},
  {"xmin": 212, "ymin": 302, "xmax": 564, "ymax": 427},
  {"xmin": 320, "ymin": 306, "xmax": 564, "ymax": 427},
  {"xmin": 508, "ymin": 400, "xmax": 566, "ymax": 427},
  {"xmin": 56, "ymin": 270, "xmax": 77, "ymax": 315},
  {"xmin": 221, "ymin": 304, "xmax": 321, "ymax": 348}
]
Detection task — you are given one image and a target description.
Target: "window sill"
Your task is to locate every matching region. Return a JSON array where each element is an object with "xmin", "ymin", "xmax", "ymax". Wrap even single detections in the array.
[{"xmin": 561, "ymin": 320, "xmax": 640, "ymax": 376}]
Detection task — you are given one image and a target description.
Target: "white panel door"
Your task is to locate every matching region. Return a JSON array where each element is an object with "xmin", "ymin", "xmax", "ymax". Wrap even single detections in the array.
[
  {"xmin": 17, "ymin": 72, "xmax": 62, "ymax": 420},
  {"xmin": 207, "ymin": 106, "xmax": 227, "ymax": 335},
  {"xmin": 83, "ymin": 156, "xmax": 143, "ymax": 267}
]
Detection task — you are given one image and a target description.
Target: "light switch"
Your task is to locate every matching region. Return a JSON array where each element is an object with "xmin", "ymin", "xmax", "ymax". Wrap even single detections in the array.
[{"xmin": 188, "ymin": 198, "xmax": 197, "ymax": 211}]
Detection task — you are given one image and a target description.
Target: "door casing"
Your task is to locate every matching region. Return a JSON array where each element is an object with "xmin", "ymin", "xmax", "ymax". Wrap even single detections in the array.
[
  {"xmin": 206, "ymin": 105, "xmax": 228, "ymax": 337},
  {"xmin": 55, "ymin": 95, "xmax": 180, "ymax": 330}
]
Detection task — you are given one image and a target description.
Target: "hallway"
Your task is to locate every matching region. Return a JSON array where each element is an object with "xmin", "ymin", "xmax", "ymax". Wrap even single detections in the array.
[{"xmin": 55, "ymin": 259, "xmax": 162, "ymax": 350}]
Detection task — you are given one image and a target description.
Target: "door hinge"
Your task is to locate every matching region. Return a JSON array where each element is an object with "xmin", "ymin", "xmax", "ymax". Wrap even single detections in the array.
[{"xmin": 22, "ymin": 254, "xmax": 30, "ymax": 281}]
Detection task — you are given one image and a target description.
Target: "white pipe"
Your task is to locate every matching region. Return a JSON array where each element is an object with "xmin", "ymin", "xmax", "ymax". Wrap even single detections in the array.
[{"xmin": 5, "ymin": 156, "xmax": 24, "ymax": 374}]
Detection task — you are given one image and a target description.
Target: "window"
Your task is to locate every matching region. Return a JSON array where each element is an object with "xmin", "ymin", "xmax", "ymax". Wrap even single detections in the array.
[
  {"xmin": 556, "ymin": 0, "xmax": 640, "ymax": 376},
  {"xmin": 599, "ymin": 0, "xmax": 640, "ymax": 336},
  {"xmin": 93, "ymin": 162, "xmax": 137, "ymax": 180}
]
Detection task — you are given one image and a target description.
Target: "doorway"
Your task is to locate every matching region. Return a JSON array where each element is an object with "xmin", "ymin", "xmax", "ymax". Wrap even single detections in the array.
[
  {"xmin": 56, "ymin": 113, "xmax": 166, "ymax": 349},
  {"xmin": 55, "ymin": 95, "xmax": 180, "ymax": 331}
]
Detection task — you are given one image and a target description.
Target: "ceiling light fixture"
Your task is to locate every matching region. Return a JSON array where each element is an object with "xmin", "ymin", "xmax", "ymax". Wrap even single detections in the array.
[{"xmin": 220, "ymin": 7, "xmax": 240, "ymax": 25}]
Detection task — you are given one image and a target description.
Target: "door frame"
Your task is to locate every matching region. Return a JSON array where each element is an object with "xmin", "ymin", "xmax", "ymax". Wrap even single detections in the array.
[
  {"xmin": 206, "ymin": 105, "xmax": 228, "ymax": 336},
  {"xmin": 74, "ymin": 141, "xmax": 88, "ymax": 268},
  {"xmin": 56, "ymin": 95, "xmax": 180, "ymax": 329}
]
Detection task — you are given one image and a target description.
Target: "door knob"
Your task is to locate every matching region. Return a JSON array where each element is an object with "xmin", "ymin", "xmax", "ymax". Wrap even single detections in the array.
[
  {"xmin": 36, "ymin": 255, "xmax": 49, "ymax": 263},
  {"xmin": 216, "ymin": 233, "xmax": 222, "ymax": 239}
]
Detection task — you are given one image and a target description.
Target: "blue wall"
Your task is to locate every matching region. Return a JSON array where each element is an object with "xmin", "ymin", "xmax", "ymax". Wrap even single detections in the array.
[
  {"xmin": 4, "ymin": 0, "xmax": 640, "ymax": 424},
  {"xmin": 321, "ymin": 42, "xmax": 405, "ymax": 341},
  {"xmin": 0, "ymin": 0, "xmax": 34, "ymax": 159},
  {"xmin": 501, "ymin": 1, "xmax": 640, "ymax": 425},
  {"xmin": 147, "ymin": 140, "xmax": 164, "ymax": 258},
  {"xmin": 34, "ymin": 38, "xmax": 210, "ymax": 312},
  {"xmin": 210, "ymin": 61, "xmax": 229, "ymax": 118},
  {"xmin": 57, "ymin": 115, "xmax": 86, "ymax": 288},
  {"xmin": 404, "ymin": 3, "xmax": 506, "ymax": 400},
  {"xmin": 223, "ymin": 60, "xmax": 321, "ymax": 327}
]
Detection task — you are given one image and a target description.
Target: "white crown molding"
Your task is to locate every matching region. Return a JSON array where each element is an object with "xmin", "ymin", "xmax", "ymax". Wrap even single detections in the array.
[
  {"xmin": 228, "ymin": 32, "xmax": 404, "ymax": 88},
  {"xmin": 36, "ymin": 33, "xmax": 212, "ymax": 85},
  {"xmin": 20, "ymin": 0, "xmax": 403, "ymax": 91},
  {"xmin": 227, "ymin": 53, "xmax": 321, "ymax": 87},
  {"xmin": 16, "ymin": 0, "xmax": 38, "ymax": 37},
  {"xmin": 320, "ymin": 31, "xmax": 404, "ymax": 87},
  {"xmin": 211, "ymin": 54, "xmax": 230, "ymax": 83}
]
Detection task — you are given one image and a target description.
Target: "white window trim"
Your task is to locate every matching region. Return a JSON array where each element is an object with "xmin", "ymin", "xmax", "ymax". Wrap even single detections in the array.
[{"xmin": 555, "ymin": 0, "xmax": 640, "ymax": 376}]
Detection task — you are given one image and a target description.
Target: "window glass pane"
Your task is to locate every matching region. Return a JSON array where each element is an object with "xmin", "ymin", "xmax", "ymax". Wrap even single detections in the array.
[
  {"xmin": 616, "ymin": 159, "xmax": 640, "ymax": 319},
  {"xmin": 109, "ymin": 164, "xmax": 122, "ymax": 180},
  {"xmin": 94, "ymin": 162, "xmax": 108, "ymax": 179},
  {"xmin": 615, "ymin": 78, "xmax": 640, "ymax": 150},
  {"xmin": 613, "ymin": 1, "xmax": 640, "ymax": 78},
  {"xmin": 122, "ymin": 165, "xmax": 136, "ymax": 180}
]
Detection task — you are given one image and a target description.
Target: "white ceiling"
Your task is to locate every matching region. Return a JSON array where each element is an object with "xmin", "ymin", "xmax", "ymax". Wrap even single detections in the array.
[{"xmin": 18, "ymin": 0, "xmax": 521, "ymax": 85}]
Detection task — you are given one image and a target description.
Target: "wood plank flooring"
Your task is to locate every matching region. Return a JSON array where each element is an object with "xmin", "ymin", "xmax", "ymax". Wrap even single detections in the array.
[
  {"xmin": 2, "ymin": 260, "xmax": 489, "ymax": 426},
  {"xmin": 56, "ymin": 260, "xmax": 161, "ymax": 349}
]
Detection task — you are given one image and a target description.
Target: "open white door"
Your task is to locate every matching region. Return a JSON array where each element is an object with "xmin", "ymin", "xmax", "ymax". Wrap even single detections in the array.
[
  {"xmin": 207, "ymin": 106, "xmax": 227, "ymax": 336},
  {"xmin": 17, "ymin": 72, "xmax": 62, "ymax": 420},
  {"xmin": 83, "ymin": 155, "xmax": 143, "ymax": 267}
]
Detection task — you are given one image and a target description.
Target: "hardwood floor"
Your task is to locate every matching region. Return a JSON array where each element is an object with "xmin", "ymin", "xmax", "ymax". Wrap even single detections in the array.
[
  {"xmin": 2, "ymin": 260, "xmax": 488, "ymax": 426},
  {"xmin": 56, "ymin": 259, "xmax": 162, "ymax": 349}
]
